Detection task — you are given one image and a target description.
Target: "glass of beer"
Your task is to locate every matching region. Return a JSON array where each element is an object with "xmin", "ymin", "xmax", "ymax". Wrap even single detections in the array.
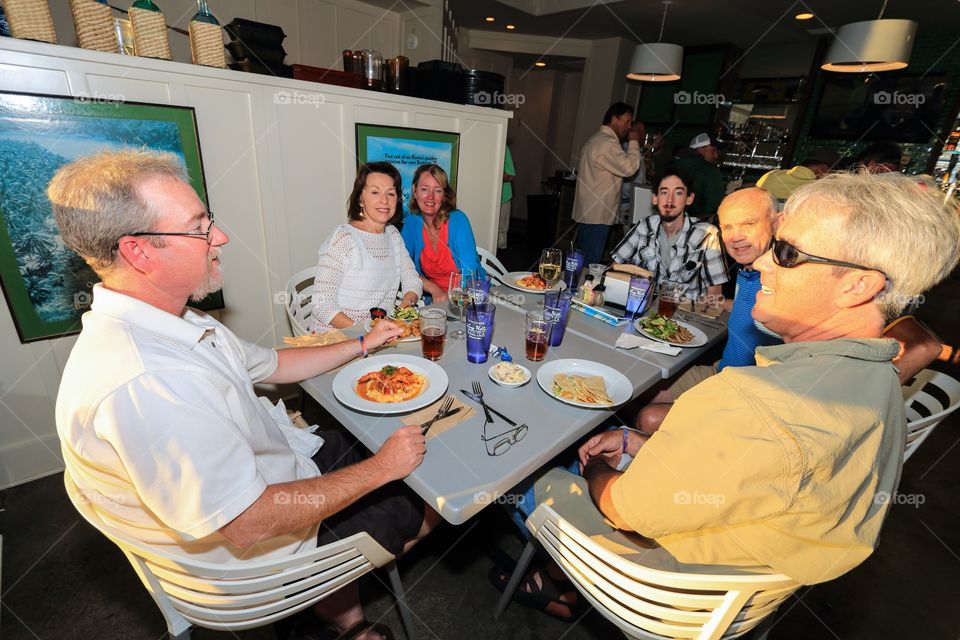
[
  {"xmin": 525, "ymin": 310, "xmax": 550, "ymax": 361},
  {"xmin": 419, "ymin": 308, "xmax": 446, "ymax": 361},
  {"xmin": 657, "ymin": 280, "xmax": 686, "ymax": 318}
]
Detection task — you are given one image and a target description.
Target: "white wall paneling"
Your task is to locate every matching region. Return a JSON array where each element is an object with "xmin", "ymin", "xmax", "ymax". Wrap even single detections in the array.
[{"xmin": 0, "ymin": 37, "xmax": 509, "ymax": 488}]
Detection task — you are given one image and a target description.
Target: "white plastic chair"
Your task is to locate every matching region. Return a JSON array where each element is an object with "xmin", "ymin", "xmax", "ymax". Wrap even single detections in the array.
[
  {"xmin": 477, "ymin": 247, "xmax": 508, "ymax": 286},
  {"xmin": 902, "ymin": 369, "xmax": 960, "ymax": 461},
  {"xmin": 284, "ymin": 267, "xmax": 317, "ymax": 337},
  {"xmin": 495, "ymin": 502, "xmax": 799, "ymax": 640},
  {"xmin": 65, "ymin": 474, "xmax": 418, "ymax": 640}
]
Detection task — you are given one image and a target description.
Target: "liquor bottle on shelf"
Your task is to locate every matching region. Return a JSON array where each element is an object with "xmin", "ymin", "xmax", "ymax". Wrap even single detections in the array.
[
  {"xmin": 189, "ymin": 0, "xmax": 225, "ymax": 68},
  {"xmin": 129, "ymin": 0, "xmax": 171, "ymax": 60},
  {"xmin": 69, "ymin": 0, "xmax": 118, "ymax": 53}
]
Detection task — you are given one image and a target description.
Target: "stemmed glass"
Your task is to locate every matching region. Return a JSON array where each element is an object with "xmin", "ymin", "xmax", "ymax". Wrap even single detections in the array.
[
  {"xmin": 537, "ymin": 248, "xmax": 562, "ymax": 306},
  {"xmin": 539, "ymin": 248, "xmax": 562, "ymax": 289},
  {"xmin": 448, "ymin": 270, "xmax": 473, "ymax": 340}
]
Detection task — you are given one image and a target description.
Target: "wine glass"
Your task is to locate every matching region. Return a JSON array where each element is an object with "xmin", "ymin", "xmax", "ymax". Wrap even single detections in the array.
[
  {"xmin": 448, "ymin": 270, "xmax": 472, "ymax": 340},
  {"xmin": 539, "ymin": 248, "xmax": 562, "ymax": 290}
]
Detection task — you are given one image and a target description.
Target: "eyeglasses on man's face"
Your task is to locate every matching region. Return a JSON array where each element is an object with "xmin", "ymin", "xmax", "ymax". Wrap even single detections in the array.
[
  {"xmin": 482, "ymin": 423, "xmax": 528, "ymax": 457},
  {"xmin": 127, "ymin": 211, "xmax": 217, "ymax": 245},
  {"xmin": 771, "ymin": 239, "xmax": 889, "ymax": 281}
]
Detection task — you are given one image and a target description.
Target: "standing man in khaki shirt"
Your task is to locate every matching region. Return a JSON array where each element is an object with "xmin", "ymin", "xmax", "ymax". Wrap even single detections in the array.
[{"xmin": 572, "ymin": 102, "xmax": 644, "ymax": 265}]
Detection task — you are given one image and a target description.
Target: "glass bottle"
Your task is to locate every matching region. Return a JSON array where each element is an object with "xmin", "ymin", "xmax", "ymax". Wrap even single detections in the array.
[
  {"xmin": 70, "ymin": 0, "xmax": 118, "ymax": 53},
  {"xmin": 129, "ymin": 0, "xmax": 172, "ymax": 59},
  {"xmin": 189, "ymin": 0, "xmax": 226, "ymax": 67}
]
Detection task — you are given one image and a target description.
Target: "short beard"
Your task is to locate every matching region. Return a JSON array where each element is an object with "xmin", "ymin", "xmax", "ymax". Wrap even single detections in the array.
[
  {"xmin": 659, "ymin": 209, "xmax": 683, "ymax": 224},
  {"xmin": 190, "ymin": 248, "xmax": 223, "ymax": 302}
]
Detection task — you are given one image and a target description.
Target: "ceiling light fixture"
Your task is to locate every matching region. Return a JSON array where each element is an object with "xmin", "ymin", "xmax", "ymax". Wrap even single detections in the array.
[
  {"xmin": 506, "ymin": 24, "xmax": 516, "ymax": 30},
  {"xmin": 794, "ymin": 12, "xmax": 815, "ymax": 20},
  {"xmin": 485, "ymin": 16, "xmax": 494, "ymax": 22},
  {"xmin": 626, "ymin": 1, "xmax": 682, "ymax": 82},
  {"xmin": 535, "ymin": 61, "xmax": 546, "ymax": 67},
  {"xmin": 821, "ymin": 0, "xmax": 917, "ymax": 72}
]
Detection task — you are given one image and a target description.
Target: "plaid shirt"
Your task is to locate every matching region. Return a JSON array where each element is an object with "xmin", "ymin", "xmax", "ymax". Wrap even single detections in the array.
[{"xmin": 612, "ymin": 214, "xmax": 728, "ymax": 298}]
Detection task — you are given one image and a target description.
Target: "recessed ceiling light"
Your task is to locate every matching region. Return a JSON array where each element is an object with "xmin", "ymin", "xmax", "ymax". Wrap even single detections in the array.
[
  {"xmin": 535, "ymin": 61, "xmax": 546, "ymax": 67},
  {"xmin": 506, "ymin": 24, "xmax": 516, "ymax": 30},
  {"xmin": 485, "ymin": 16, "xmax": 495, "ymax": 22},
  {"xmin": 795, "ymin": 12, "xmax": 815, "ymax": 20}
]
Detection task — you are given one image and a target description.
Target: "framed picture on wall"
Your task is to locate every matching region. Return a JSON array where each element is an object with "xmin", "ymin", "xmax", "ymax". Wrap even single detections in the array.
[
  {"xmin": 355, "ymin": 124, "xmax": 460, "ymax": 204},
  {"xmin": 0, "ymin": 91, "xmax": 223, "ymax": 343}
]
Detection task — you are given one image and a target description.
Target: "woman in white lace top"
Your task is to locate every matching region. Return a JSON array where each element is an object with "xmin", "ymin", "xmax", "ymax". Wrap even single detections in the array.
[{"xmin": 311, "ymin": 162, "xmax": 422, "ymax": 331}]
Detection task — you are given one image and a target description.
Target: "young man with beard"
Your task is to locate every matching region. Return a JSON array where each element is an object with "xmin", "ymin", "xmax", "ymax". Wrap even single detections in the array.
[
  {"xmin": 50, "ymin": 150, "xmax": 437, "ymax": 640},
  {"xmin": 611, "ymin": 167, "xmax": 728, "ymax": 302}
]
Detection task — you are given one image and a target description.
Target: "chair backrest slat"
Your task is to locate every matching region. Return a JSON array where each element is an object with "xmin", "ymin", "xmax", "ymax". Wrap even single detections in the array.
[
  {"xmin": 531, "ymin": 503, "xmax": 800, "ymax": 640},
  {"xmin": 156, "ymin": 556, "xmax": 370, "ymax": 605}
]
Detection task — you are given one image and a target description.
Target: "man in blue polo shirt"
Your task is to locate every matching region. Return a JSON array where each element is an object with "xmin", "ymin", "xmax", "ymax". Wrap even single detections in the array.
[{"xmin": 637, "ymin": 187, "xmax": 781, "ymax": 432}]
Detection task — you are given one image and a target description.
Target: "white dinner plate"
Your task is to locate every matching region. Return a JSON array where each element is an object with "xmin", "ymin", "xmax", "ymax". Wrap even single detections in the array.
[
  {"xmin": 488, "ymin": 362, "xmax": 532, "ymax": 388},
  {"xmin": 634, "ymin": 318, "xmax": 709, "ymax": 348},
  {"xmin": 536, "ymin": 359, "xmax": 632, "ymax": 409},
  {"xmin": 363, "ymin": 317, "xmax": 421, "ymax": 342},
  {"xmin": 501, "ymin": 271, "xmax": 567, "ymax": 294},
  {"xmin": 332, "ymin": 354, "xmax": 448, "ymax": 415}
]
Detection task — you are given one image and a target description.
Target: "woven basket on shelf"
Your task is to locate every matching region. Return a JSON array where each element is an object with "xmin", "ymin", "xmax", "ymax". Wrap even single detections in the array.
[
  {"xmin": 5, "ymin": 0, "xmax": 57, "ymax": 43},
  {"xmin": 129, "ymin": 6, "xmax": 171, "ymax": 60},
  {"xmin": 68, "ymin": 0, "xmax": 118, "ymax": 52},
  {"xmin": 189, "ymin": 21, "xmax": 225, "ymax": 68}
]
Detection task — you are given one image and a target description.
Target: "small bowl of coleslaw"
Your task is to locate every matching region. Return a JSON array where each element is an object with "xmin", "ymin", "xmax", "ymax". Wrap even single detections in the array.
[{"xmin": 488, "ymin": 362, "xmax": 531, "ymax": 388}]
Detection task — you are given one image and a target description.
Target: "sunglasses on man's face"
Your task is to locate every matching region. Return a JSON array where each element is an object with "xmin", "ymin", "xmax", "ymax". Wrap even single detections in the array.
[{"xmin": 771, "ymin": 239, "xmax": 889, "ymax": 282}]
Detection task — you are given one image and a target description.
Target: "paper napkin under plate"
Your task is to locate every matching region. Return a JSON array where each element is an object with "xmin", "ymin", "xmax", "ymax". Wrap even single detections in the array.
[
  {"xmin": 401, "ymin": 395, "xmax": 475, "ymax": 440},
  {"xmin": 615, "ymin": 332, "xmax": 682, "ymax": 356}
]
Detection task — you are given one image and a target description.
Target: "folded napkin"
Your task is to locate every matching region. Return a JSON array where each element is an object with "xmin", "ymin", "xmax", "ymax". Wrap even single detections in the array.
[
  {"xmin": 402, "ymin": 395, "xmax": 475, "ymax": 440},
  {"xmin": 257, "ymin": 397, "xmax": 325, "ymax": 458},
  {"xmin": 677, "ymin": 299, "xmax": 723, "ymax": 319},
  {"xmin": 283, "ymin": 330, "xmax": 350, "ymax": 347},
  {"xmin": 615, "ymin": 332, "xmax": 682, "ymax": 356}
]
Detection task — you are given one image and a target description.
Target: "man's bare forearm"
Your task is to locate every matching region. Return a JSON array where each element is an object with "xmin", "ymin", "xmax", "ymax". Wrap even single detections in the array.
[
  {"xmin": 264, "ymin": 339, "xmax": 363, "ymax": 384},
  {"xmin": 583, "ymin": 458, "xmax": 632, "ymax": 531},
  {"xmin": 220, "ymin": 456, "xmax": 390, "ymax": 548}
]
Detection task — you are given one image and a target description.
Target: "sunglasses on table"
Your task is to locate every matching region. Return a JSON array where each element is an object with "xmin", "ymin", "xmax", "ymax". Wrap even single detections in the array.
[{"xmin": 771, "ymin": 239, "xmax": 889, "ymax": 281}]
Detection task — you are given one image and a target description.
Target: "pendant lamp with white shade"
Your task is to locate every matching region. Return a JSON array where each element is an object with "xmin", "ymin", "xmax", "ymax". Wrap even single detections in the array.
[
  {"xmin": 627, "ymin": 1, "xmax": 682, "ymax": 82},
  {"xmin": 822, "ymin": 0, "xmax": 917, "ymax": 72}
]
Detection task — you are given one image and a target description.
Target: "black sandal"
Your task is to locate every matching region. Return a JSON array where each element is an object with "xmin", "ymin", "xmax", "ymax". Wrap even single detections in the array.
[{"xmin": 489, "ymin": 565, "xmax": 581, "ymax": 622}]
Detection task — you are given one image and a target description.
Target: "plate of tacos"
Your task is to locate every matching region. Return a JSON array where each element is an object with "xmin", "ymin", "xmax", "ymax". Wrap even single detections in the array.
[
  {"xmin": 536, "ymin": 359, "xmax": 632, "ymax": 409},
  {"xmin": 333, "ymin": 354, "xmax": 448, "ymax": 414}
]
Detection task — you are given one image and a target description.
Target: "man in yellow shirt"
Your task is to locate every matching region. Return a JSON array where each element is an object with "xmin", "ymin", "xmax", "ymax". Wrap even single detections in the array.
[{"xmin": 578, "ymin": 172, "xmax": 960, "ymax": 585}]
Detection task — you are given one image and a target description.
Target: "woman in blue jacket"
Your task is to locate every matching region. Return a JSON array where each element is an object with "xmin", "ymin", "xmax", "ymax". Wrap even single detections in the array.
[{"xmin": 401, "ymin": 164, "xmax": 482, "ymax": 302}]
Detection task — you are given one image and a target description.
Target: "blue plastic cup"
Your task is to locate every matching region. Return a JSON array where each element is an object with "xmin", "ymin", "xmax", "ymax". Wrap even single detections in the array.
[
  {"xmin": 543, "ymin": 289, "xmax": 574, "ymax": 347},
  {"xmin": 467, "ymin": 273, "xmax": 492, "ymax": 304},
  {"xmin": 466, "ymin": 302, "xmax": 496, "ymax": 363}
]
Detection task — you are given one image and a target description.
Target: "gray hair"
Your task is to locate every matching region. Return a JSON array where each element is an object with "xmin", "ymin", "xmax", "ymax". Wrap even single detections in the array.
[
  {"xmin": 47, "ymin": 149, "xmax": 188, "ymax": 276},
  {"xmin": 784, "ymin": 171, "xmax": 960, "ymax": 319}
]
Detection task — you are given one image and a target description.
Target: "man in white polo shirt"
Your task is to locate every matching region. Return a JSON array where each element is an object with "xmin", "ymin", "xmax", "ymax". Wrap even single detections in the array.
[{"xmin": 50, "ymin": 149, "xmax": 434, "ymax": 640}]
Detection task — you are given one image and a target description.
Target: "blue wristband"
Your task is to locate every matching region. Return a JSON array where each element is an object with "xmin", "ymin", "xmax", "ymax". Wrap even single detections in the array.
[
  {"xmin": 622, "ymin": 427, "xmax": 629, "ymax": 455},
  {"xmin": 358, "ymin": 335, "xmax": 368, "ymax": 358}
]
